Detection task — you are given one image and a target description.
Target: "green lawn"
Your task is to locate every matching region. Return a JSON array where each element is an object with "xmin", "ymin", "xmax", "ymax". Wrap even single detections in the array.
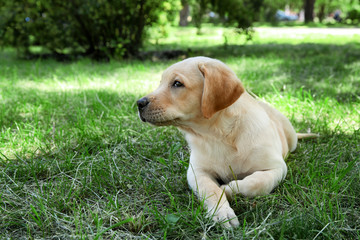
[{"xmin": 0, "ymin": 26, "xmax": 359, "ymax": 239}]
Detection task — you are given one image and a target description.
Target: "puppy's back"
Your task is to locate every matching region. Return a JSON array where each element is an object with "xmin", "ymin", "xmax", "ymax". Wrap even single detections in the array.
[{"xmin": 257, "ymin": 100, "xmax": 297, "ymax": 153}]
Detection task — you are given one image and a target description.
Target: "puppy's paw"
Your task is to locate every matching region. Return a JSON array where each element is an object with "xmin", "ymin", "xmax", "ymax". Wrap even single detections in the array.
[
  {"xmin": 209, "ymin": 205, "xmax": 240, "ymax": 228},
  {"xmin": 220, "ymin": 184, "xmax": 234, "ymax": 200}
]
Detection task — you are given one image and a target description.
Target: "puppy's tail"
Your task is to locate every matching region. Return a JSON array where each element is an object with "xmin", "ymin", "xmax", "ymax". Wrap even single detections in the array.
[{"xmin": 297, "ymin": 133, "xmax": 320, "ymax": 139}]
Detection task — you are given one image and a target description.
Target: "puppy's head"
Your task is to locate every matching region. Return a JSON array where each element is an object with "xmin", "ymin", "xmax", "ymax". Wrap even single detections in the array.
[{"xmin": 137, "ymin": 57, "xmax": 245, "ymax": 126}]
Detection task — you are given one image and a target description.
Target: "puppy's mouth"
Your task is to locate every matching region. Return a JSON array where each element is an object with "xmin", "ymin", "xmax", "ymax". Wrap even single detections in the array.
[
  {"xmin": 138, "ymin": 112, "xmax": 147, "ymax": 122},
  {"xmin": 137, "ymin": 98, "xmax": 181, "ymax": 126},
  {"xmin": 138, "ymin": 110, "xmax": 180, "ymax": 126}
]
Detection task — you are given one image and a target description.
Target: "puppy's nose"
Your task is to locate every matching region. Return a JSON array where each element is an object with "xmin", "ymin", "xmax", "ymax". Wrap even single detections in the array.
[{"xmin": 137, "ymin": 97, "xmax": 150, "ymax": 110}]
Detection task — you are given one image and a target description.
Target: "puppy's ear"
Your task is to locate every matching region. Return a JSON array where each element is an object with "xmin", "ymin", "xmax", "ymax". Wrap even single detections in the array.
[{"xmin": 199, "ymin": 61, "xmax": 244, "ymax": 119}]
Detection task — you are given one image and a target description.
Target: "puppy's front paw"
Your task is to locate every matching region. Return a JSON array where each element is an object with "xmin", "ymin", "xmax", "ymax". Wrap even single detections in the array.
[
  {"xmin": 209, "ymin": 205, "xmax": 239, "ymax": 228},
  {"xmin": 220, "ymin": 184, "xmax": 234, "ymax": 200}
]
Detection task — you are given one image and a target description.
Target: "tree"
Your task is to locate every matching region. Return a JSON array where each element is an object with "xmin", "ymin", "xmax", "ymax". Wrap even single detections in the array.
[
  {"xmin": 191, "ymin": 0, "xmax": 264, "ymax": 35},
  {"xmin": 317, "ymin": 0, "xmax": 326, "ymax": 22},
  {"xmin": 179, "ymin": 0, "xmax": 190, "ymax": 26},
  {"xmin": 304, "ymin": 0, "xmax": 316, "ymax": 22}
]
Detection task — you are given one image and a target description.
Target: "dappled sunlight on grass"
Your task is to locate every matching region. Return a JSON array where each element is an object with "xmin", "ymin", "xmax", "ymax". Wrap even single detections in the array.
[
  {"xmin": 13, "ymin": 76, "xmax": 161, "ymax": 94},
  {"xmin": 147, "ymin": 25, "xmax": 360, "ymax": 50},
  {"xmin": 253, "ymin": 27, "xmax": 360, "ymax": 44},
  {"xmin": 4, "ymin": 60, "xmax": 166, "ymax": 95},
  {"xmin": 262, "ymin": 91, "xmax": 359, "ymax": 134}
]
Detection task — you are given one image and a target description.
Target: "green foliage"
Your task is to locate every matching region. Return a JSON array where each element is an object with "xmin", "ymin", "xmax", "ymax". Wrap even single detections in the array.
[
  {"xmin": 314, "ymin": 0, "xmax": 360, "ymax": 23},
  {"xmin": 191, "ymin": 0, "xmax": 264, "ymax": 35},
  {"xmin": 347, "ymin": 8, "xmax": 360, "ymax": 20},
  {"xmin": 146, "ymin": 0, "xmax": 182, "ymax": 44},
  {"xmin": 258, "ymin": 0, "xmax": 283, "ymax": 23},
  {"xmin": 346, "ymin": 2, "xmax": 360, "ymax": 24},
  {"xmin": 213, "ymin": 0, "xmax": 264, "ymax": 29},
  {"xmin": 0, "ymin": 0, "xmax": 180, "ymax": 58}
]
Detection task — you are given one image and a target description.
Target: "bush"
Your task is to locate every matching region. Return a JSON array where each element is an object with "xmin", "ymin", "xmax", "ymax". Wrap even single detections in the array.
[
  {"xmin": 347, "ymin": 9, "xmax": 360, "ymax": 23},
  {"xmin": 0, "ymin": 0, "xmax": 180, "ymax": 59}
]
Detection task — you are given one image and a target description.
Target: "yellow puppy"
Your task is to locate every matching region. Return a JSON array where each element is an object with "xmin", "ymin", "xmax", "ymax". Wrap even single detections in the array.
[{"xmin": 137, "ymin": 57, "xmax": 317, "ymax": 228}]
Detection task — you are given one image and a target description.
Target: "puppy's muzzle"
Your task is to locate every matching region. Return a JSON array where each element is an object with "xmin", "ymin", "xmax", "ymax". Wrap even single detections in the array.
[{"xmin": 137, "ymin": 97, "xmax": 150, "ymax": 122}]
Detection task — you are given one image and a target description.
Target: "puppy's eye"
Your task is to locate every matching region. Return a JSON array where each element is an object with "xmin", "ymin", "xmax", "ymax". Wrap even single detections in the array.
[{"xmin": 172, "ymin": 80, "xmax": 184, "ymax": 88}]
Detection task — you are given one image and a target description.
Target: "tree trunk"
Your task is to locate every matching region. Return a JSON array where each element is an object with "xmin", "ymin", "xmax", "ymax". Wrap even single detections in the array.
[
  {"xmin": 304, "ymin": 0, "xmax": 315, "ymax": 23},
  {"xmin": 318, "ymin": 3, "xmax": 325, "ymax": 23},
  {"xmin": 132, "ymin": 0, "xmax": 146, "ymax": 55},
  {"xmin": 179, "ymin": 3, "xmax": 190, "ymax": 26}
]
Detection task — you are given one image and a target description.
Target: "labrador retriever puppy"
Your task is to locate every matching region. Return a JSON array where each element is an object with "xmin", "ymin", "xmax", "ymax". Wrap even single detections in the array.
[{"xmin": 137, "ymin": 56, "xmax": 317, "ymax": 228}]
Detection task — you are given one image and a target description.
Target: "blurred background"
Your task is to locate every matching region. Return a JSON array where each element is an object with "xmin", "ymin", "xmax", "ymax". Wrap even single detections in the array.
[{"xmin": 0, "ymin": 0, "xmax": 359, "ymax": 60}]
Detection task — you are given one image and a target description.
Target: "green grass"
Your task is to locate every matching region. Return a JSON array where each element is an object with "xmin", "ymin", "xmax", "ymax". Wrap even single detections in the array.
[{"xmin": 1, "ymin": 26, "xmax": 359, "ymax": 239}]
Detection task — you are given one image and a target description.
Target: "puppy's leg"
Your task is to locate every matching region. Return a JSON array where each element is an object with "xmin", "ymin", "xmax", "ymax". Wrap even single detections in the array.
[
  {"xmin": 187, "ymin": 167, "xmax": 240, "ymax": 228},
  {"xmin": 221, "ymin": 167, "xmax": 286, "ymax": 199}
]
